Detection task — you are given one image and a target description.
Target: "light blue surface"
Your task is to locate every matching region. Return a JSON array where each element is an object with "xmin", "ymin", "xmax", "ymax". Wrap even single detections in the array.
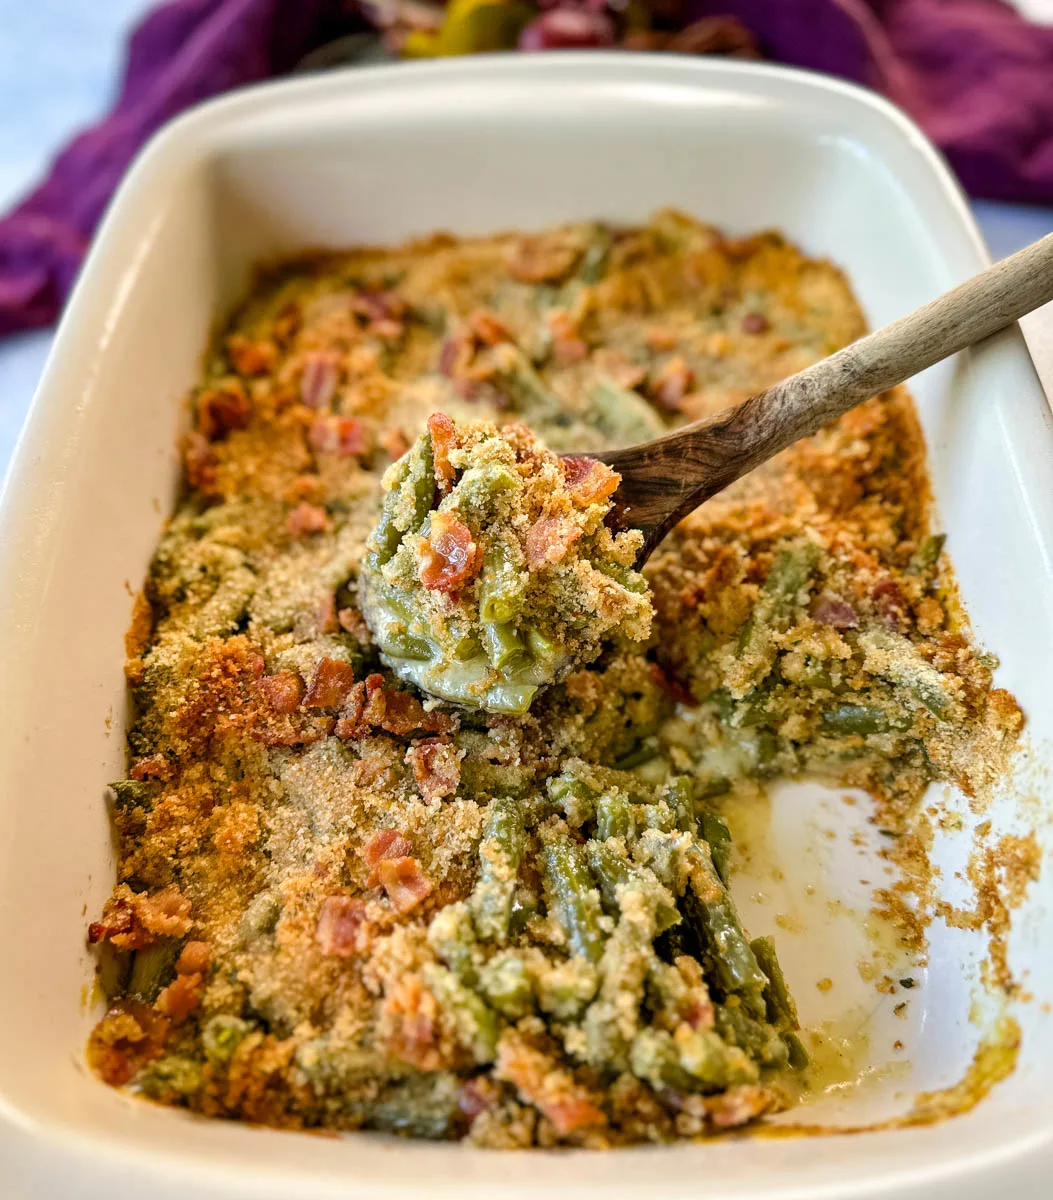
[{"xmin": 0, "ymin": 1, "xmax": 1051, "ymax": 487}]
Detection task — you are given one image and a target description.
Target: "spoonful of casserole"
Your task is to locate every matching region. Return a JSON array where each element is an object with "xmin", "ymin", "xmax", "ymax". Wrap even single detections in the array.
[{"xmin": 360, "ymin": 232, "xmax": 1053, "ymax": 715}]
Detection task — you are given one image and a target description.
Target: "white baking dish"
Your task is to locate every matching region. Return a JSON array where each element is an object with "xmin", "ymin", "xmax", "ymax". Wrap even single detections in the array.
[{"xmin": 1, "ymin": 53, "xmax": 1051, "ymax": 1200}]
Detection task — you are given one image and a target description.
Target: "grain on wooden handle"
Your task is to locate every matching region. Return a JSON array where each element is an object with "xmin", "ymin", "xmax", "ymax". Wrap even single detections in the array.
[{"xmin": 600, "ymin": 232, "xmax": 1053, "ymax": 561}]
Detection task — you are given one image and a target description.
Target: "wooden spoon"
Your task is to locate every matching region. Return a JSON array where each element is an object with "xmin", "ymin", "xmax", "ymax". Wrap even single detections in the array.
[{"xmin": 595, "ymin": 233, "xmax": 1053, "ymax": 565}]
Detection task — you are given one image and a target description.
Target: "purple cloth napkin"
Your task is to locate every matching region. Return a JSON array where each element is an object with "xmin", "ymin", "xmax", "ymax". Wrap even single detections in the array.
[{"xmin": 2, "ymin": 0, "xmax": 1052, "ymax": 336}]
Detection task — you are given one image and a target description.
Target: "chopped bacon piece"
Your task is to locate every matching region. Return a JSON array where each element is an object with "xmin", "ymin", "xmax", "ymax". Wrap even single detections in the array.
[
  {"xmin": 607, "ymin": 358, "xmax": 648, "ymax": 390},
  {"xmin": 458, "ymin": 1079, "xmax": 497, "ymax": 1119},
  {"xmin": 227, "ymin": 334, "xmax": 278, "ymax": 376},
  {"xmin": 508, "ymin": 237, "xmax": 580, "ymax": 284},
  {"xmin": 553, "ymin": 337, "xmax": 589, "ymax": 364},
  {"xmin": 131, "ymin": 754, "xmax": 173, "ymax": 782},
  {"xmin": 88, "ymin": 900, "xmax": 137, "ymax": 948},
  {"xmin": 156, "ymin": 972, "xmax": 203, "ymax": 1023},
  {"xmin": 309, "ymin": 414, "xmax": 367, "ymax": 457},
  {"xmin": 175, "ymin": 941, "xmax": 210, "ymax": 975},
  {"xmin": 438, "ymin": 334, "xmax": 470, "ymax": 379},
  {"xmin": 469, "ymin": 310, "xmax": 513, "ymax": 346},
  {"xmin": 336, "ymin": 674, "xmax": 456, "ymax": 739},
  {"xmin": 649, "ymin": 356, "xmax": 695, "ymax": 413},
  {"xmin": 304, "ymin": 657, "xmax": 357, "ymax": 708},
  {"xmin": 378, "ymin": 856, "xmax": 433, "ymax": 913},
  {"xmin": 257, "ymin": 671, "xmax": 304, "ymax": 715},
  {"xmin": 382, "ymin": 974, "xmax": 443, "ymax": 1069},
  {"xmin": 285, "ymin": 501, "xmax": 330, "ymax": 537},
  {"xmin": 338, "ymin": 606, "xmax": 371, "ymax": 642},
  {"xmin": 406, "ymin": 736, "xmax": 462, "ymax": 803},
  {"xmin": 299, "ymin": 351, "xmax": 341, "ymax": 408},
  {"xmin": 650, "ymin": 662, "xmax": 698, "ymax": 707},
  {"xmin": 428, "ymin": 412, "xmax": 458, "ymax": 495},
  {"xmin": 196, "ymin": 383, "xmax": 252, "ymax": 441},
  {"xmin": 315, "ymin": 590, "xmax": 339, "ymax": 635},
  {"xmin": 812, "ymin": 593, "xmax": 859, "ymax": 630},
  {"xmin": 496, "ymin": 1030, "xmax": 607, "ymax": 1135},
  {"xmin": 872, "ymin": 579, "xmax": 909, "ymax": 630},
  {"xmin": 741, "ymin": 311, "xmax": 770, "ymax": 335},
  {"xmin": 183, "ymin": 431, "xmax": 219, "ymax": 495},
  {"xmin": 525, "ymin": 516, "xmax": 582, "ymax": 567},
  {"xmin": 420, "ymin": 512, "xmax": 482, "ymax": 593},
  {"xmin": 562, "ymin": 456, "xmax": 620, "ymax": 506},
  {"xmin": 316, "ymin": 895, "xmax": 369, "ymax": 957},
  {"xmin": 90, "ymin": 885, "xmax": 193, "ymax": 950},
  {"xmin": 349, "ymin": 289, "xmax": 406, "ymax": 323},
  {"xmin": 136, "ymin": 886, "xmax": 194, "ymax": 940},
  {"xmin": 362, "ymin": 828, "xmax": 413, "ymax": 875}
]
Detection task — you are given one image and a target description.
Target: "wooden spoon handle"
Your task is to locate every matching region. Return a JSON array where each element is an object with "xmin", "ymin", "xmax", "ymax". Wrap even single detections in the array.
[{"xmin": 602, "ymin": 232, "xmax": 1053, "ymax": 558}]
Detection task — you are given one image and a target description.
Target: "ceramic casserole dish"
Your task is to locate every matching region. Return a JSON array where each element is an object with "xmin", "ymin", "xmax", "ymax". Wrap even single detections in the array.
[{"xmin": 1, "ymin": 53, "xmax": 1051, "ymax": 1200}]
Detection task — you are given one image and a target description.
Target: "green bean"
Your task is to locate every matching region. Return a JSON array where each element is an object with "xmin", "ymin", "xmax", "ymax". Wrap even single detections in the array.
[
  {"xmin": 699, "ymin": 812, "xmax": 732, "ymax": 885},
  {"xmin": 428, "ymin": 901, "xmax": 480, "ymax": 982},
  {"xmin": 611, "ymin": 741, "xmax": 659, "ymax": 772},
  {"xmin": 451, "ymin": 463, "xmax": 518, "ymax": 523},
  {"xmin": 508, "ymin": 890, "xmax": 537, "ymax": 937},
  {"xmin": 765, "ymin": 542, "xmax": 821, "ymax": 611},
  {"xmin": 909, "ymin": 533, "xmax": 946, "ymax": 573},
  {"xmin": 483, "ymin": 680, "xmax": 539, "ymax": 716},
  {"xmin": 577, "ymin": 228, "xmax": 613, "ymax": 284},
  {"xmin": 547, "ymin": 770, "xmax": 599, "ymax": 827},
  {"xmin": 708, "ymin": 688, "xmax": 736, "ymax": 721},
  {"xmin": 481, "ymin": 619, "xmax": 528, "ymax": 671},
  {"xmin": 595, "ymin": 790, "xmax": 634, "ymax": 841},
  {"xmin": 203, "ymin": 1015, "xmax": 253, "ymax": 1065},
  {"xmin": 785, "ymin": 1031, "xmax": 810, "ymax": 1071},
  {"xmin": 535, "ymin": 956, "xmax": 599, "ymax": 1019},
  {"xmin": 697, "ymin": 772, "xmax": 732, "ymax": 800},
  {"xmin": 478, "ymin": 952, "xmax": 534, "ymax": 1019},
  {"xmin": 750, "ymin": 935, "xmax": 800, "ymax": 1032},
  {"xmin": 137, "ymin": 1055, "xmax": 203, "ymax": 1101},
  {"xmin": 128, "ymin": 937, "xmax": 182, "ymax": 1002},
  {"xmin": 381, "ymin": 629, "xmax": 433, "ymax": 661},
  {"xmin": 542, "ymin": 839, "xmax": 606, "ymax": 963},
  {"xmin": 596, "ymin": 559, "xmax": 649, "ymax": 594},
  {"xmin": 423, "ymin": 964, "xmax": 499, "ymax": 1065},
  {"xmin": 738, "ymin": 542, "xmax": 820, "ymax": 659},
  {"xmin": 479, "ymin": 538, "xmax": 524, "ymax": 623},
  {"xmin": 96, "ymin": 940, "xmax": 131, "ymax": 1000},
  {"xmin": 630, "ymin": 1028, "xmax": 696, "ymax": 1091},
  {"xmin": 684, "ymin": 844, "xmax": 767, "ymax": 1009},
  {"xmin": 295, "ymin": 1037, "xmax": 381, "ymax": 1088},
  {"xmin": 591, "ymin": 376, "xmax": 665, "ymax": 445},
  {"xmin": 240, "ymin": 891, "xmax": 281, "ymax": 942},
  {"xmin": 471, "ymin": 798, "xmax": 526, "ymax": 943},
  {"xmin": 364, "ymin": 1073, "xmax": 461, "ymax": 1141},
  {"xmin": 107, "ymin": 779, "xmax": 155, "ymax": 812},
  {"xmin": 821, "ymin": 703, "xmax": 889, "ymax": 736},
  {"xmin": 489, "ymin": 345, "xmax": 565, "ymax": 420},
  {"xmin": 663, "ymin": 776, "xmax": 696, "ymax": 833},
  {"xmin": 584, "ymin": 901, "xmax": 658, "ymax": 1068},
  {"xmin": 677, "ymin": 1026, "xmax": 760, "ymax": 1088},
  {"xmin": 860, "ymin": 629, "xmax": 957, "ymax": 718},
  {"xmin": 715, "ymin": 1002, "xmax": 790, "ymax": 1069},
  {"xmin": 524, "ymin": 625, "xmax": 560, "ymax": 661},
  {"xmin": 586, "ymin": 840, "xmax": 680, "ymax": 934}
]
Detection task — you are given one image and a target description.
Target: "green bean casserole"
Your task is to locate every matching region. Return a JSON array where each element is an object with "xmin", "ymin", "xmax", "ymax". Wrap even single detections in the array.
[{"xmin": 86, "ymin": 212, "xmax": 1022, "ymax": 1147}]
